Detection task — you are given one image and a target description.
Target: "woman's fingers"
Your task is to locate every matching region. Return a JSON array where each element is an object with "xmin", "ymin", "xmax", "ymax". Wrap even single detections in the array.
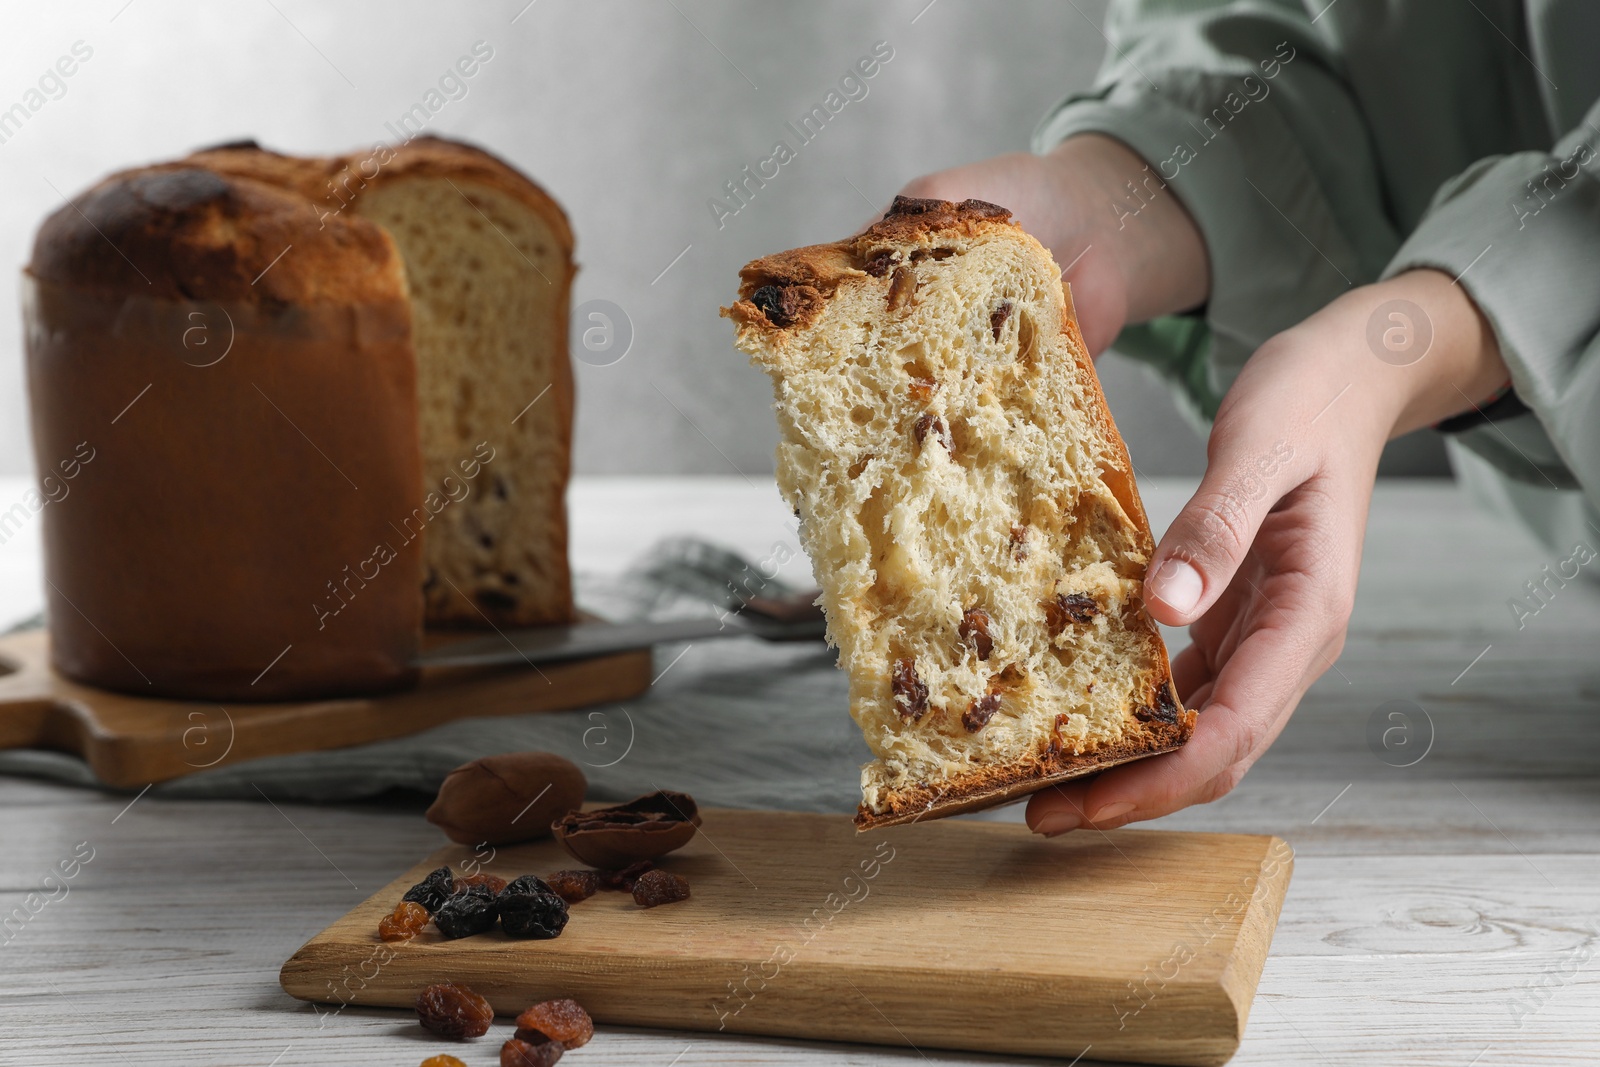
[{"xmin": 1144, "ymin": 422, "xmax": 1301, "ymax": 628}]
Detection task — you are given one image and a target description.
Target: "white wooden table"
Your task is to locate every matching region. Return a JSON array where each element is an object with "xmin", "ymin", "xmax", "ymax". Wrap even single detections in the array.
[{"xmin": 2, "ymin": 475, "xmax": 1598, "ymax": 1065}]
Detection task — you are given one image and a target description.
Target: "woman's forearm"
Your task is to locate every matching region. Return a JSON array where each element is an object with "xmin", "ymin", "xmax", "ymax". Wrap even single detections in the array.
[{"xmin": 1045, "ymin": 134, "xmax": 1211, "ymax": 326}]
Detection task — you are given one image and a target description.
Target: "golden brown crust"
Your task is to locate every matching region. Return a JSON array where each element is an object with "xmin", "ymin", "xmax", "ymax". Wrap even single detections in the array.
[
  {"xmin": 187, "ymin": 135, "xmax": 576, "ymax": 258},
  {"xmin": 722, "ymin": 196, "xmax": 1019, "ymax": 333},
  {"xmin": 29, "ymin": 165, "xmax": 406, "ymax": 306},
  {"xmin": 361, "ymin": 135, "xmax": 576, "ymax": 255},
  {"xmin": 856, "ymin": 677, "xmax": 1194, "ymax": 829}
]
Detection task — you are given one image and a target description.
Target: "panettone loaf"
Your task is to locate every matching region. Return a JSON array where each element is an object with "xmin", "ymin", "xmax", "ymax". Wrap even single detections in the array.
[
  {"xmin": 25, "ymin": 138, "xmax": 576, "ymax": 700},
  {"xmin": 26, "ymin": 167, "xmax": 424, "ymax": 699},
  {"xmin": 724, "ymin": 196, "xmax": 1194, "ymax": 828},
  {"xmin": 189, "ymin": 137, "xmax": 576, "ymax": 628}
]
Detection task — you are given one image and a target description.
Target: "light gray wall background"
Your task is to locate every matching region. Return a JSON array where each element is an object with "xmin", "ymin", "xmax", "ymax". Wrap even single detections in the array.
[{"xmin": 0, "ymin": 0, "xmax": 1446, "ymax": 480}]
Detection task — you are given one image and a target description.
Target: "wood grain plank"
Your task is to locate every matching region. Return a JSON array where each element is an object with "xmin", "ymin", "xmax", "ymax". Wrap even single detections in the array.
[
  {"xmin": 0, "ymin": 627, "xmax": 653, "ymax": 788},
  {"xmin": 278, "ymin": 813, "xmax": 1290, "ymax": 1067}
]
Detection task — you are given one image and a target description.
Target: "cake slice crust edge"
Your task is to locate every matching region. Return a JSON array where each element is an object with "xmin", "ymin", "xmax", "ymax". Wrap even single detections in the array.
[{"xmin": 854, "ymin": 677, "xmax": 1190, "ymax": 829}]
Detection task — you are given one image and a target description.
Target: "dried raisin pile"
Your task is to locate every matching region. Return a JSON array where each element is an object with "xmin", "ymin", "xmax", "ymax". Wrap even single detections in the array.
[
  {"xmin": 402, "ymin": 866, "xmax": 456, "ymax": 914},
  {"xmin": 497, "ymin": 875, "xmax": 569, "ymax": 939},
  {"xmin": 433, "ymin": 883, "xmax": 499, "ymax": 940},
  {"xmin": 415, "ymin": 981, "xmax": 494, "ymax": 1039},
  {"xmin": 419, "ymin": 1056, "xmax": 468, "ymax": 1067},
  {"xmin": 515, "ymin": 998, "xmax": 593, "ymax": 1049},
  {"xmin": 454, "ymin": 872, "xmax": 508, "ymax": 894},
  {"xmin": 632, "ymin": 869, "xmax": 691, "ymax": 908},
  {"xmin": 378, "ymin": 900, "xmax": 430, "ymax": 942},
  {"xmin": 501, "ymin": 1036, "xmax": 563, "ymax": 1067},
  {"xmin": 597, "ymin": 860, "xmax": 653, "ymax": 892},
  {"xmin": 545, "ymin": 869, "xmax": 598, "ymax": 904}
]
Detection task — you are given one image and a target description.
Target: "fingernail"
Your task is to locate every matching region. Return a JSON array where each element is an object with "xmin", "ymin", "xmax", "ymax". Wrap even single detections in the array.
[
  {"xmin": 1088, "ymin": 800, "xmax": 1136, "ymax": 824},
  {"xmin": 1033, "ymin": 811, "xmax": 1082, "ymax": 836},
  {"xmin": 1150, "ymin": 558, "xmax": 1202, "ymax": 614}
]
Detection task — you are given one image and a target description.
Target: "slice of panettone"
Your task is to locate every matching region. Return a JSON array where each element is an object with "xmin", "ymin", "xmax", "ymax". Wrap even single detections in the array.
[{"xmin": 722, "ymin": 195, "xmax": 1194, "ymax": 829}]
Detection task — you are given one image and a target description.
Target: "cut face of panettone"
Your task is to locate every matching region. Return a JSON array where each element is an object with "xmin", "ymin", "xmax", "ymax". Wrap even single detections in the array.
[
  {"xmin": 188, "ymin": 137, "xmax": 578, "ymax": 630},
  {"xmin": 723, "ymin": 196, "xmax": 1194, "ymax": 829}
]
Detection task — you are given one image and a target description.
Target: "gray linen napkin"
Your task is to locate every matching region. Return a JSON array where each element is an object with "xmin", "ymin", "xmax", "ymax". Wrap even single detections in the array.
[{"xmin": 0, "ymin": 539, "xmax": 871, "ymax": 812}]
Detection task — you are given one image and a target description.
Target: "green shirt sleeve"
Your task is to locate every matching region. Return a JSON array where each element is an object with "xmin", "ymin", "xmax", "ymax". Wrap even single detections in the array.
[
  {"xmin": 1380, "ymin": 100, "xmax": 1600, "ymax": 502},
  {"xmin": 1032, "ymin": 0, "xmax": 1400, "ymax": 415},
  {"xmin": 1032, "ymin": 0, "xmax": 1600, "ymax": 542}
]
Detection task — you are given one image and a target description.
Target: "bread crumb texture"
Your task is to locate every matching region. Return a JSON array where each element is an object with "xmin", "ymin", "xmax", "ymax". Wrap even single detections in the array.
[{"xmin": 724, "ymin": 198, "xmax": 1190, "ymax": 824}]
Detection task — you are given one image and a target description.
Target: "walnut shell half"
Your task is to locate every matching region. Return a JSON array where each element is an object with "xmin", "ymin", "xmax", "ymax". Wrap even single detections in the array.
[{"xmin": 551, "ymin": 790, "xmax": 701, "ymax": 868}]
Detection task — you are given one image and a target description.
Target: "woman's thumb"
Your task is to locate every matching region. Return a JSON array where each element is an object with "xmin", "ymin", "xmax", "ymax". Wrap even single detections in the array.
[{"xmin": 1145, "ymin": 438, "xmax": 1294, "ymax": 625}]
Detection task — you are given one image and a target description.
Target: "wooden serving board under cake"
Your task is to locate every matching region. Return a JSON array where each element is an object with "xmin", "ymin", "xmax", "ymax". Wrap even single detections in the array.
[
  {"xmin": 280, "ymin": 809, "xmax": 1293, "ymax": 1066},
  {"xmin": 0, "ymin": 628, "xmax": 650, "ymax": 787}
]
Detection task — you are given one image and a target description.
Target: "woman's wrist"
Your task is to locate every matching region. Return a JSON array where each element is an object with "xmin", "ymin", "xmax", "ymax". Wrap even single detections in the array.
[
  {"xmin": 1285, "ymin": 270, "xmax": 1510, "ymax": 441},
  {"xmin": 1371, "ymin": 269, "xmax": 1509, "ymax": 436}
]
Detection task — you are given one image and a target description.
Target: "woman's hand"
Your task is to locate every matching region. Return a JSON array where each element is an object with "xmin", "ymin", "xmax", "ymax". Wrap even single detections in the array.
[
  {"xmin": 896, "ymin": 134, "xmax": 1209, "ymax": 354},
  {"xmin": 1026, "ymin": 268, "xmax": 1510, "ymax": 834}
]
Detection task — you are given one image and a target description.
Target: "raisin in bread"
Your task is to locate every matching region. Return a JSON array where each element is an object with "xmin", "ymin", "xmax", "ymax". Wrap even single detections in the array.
[
  {"xmin": 723, "ymin": 196, "xmax": 1193, "ymax": 828},
  {"xmin": 189, "ymin": 136, "xmax": 576, "ymax": 628}
]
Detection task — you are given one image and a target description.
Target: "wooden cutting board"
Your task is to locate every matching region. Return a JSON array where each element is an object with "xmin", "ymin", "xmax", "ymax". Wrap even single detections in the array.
[
  {"xmin": 0, "ymin": 628, "xmax": 650, "ymax": 787},
  {"xmin": 280, "ymin": 809, "xmax": 1292, "ymax": 1066}
]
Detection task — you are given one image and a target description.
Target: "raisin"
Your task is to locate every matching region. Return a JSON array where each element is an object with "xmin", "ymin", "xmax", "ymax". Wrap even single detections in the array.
[
  {"xmin": 1135, "ymin": 684, "xmax": 1181, "ymax": 725},
  {"xmin": 632, "ymin": 869, "xmax": 692, "ymax": 908},
  {"xmin": 516, "ymin": 998, "xmax": 594, "ymax": 1048},
  {"xmin": 1009, "ymin": 524, "xmax": 1029, "ymax": 562},
  {"xmin": 597, "ymin": 860, "xmax": 654, "ymax": 891},
  {"xmin": 502, "ymin": 1037, "xmax": 564, "ymax": 1067},
  {"xmin": 907, "ymin": 376, "xmax": 937, "ymax": 402},
  {"xmin": 863, "ymin": 250, "xmax": 895, "ymax": 277},
  {"xmin": 751, "ymin": 285, "xmax": 784, "ymax": 322},
  {"xmin": 403, "ymin": 866, "xmax": 455, "ymax": 915},
  {"xmin": 546, "ymin": 869, "xmax": 599, "ymax": 904},
  {"xmin": 751, "ymin": 284, "xmax": 809, "ymax": 327},
  {"xmin": 420, "ymin": 1056, "xmax": 469, "ymax": 1067},
  {"xmin": 885, "ymin": 195, "xmax": 941, "ymax": 216},
  {"xmin": 959, "ymin": 198, "xmax": 1010, "ymax": 218},
  {"xmin": 1045, "ymin": 592, "xmax": 1099, "ymax": 634},
  {"xmin": 963, "ymin": 689, "xmax": 1002, "ymax": 732},
  {"xmin": 990, "ymin": 300, "xmax": 1013, "ymax": 341},
  {"xmin": 887, "ymin": 265, "xmax": 917, "ymax": 311},
  {"xmin": 378, "ymin": 900, "xmax": 430, "ymax": 942},
  {"xmin": 433, "ymin": 883, "xmax": 499, "ymax": 939},
  {"xmin": 454, "ymin": 872, "xmax": 508, "ymax": 895},
  {"xmin": 497, "ymin": 875, "xmax": 569, "ymax": 939},
  {"xmin": 1047, "ymin": 712, "xmax": 1072, "ymax": 757},
  {"xmin": 415, "ymin": 981, "xmax": 494, "ymax": 1039},
  {"xmin": 959, "ymin": 607, "xmax": 994, "ymax": 661},
  {"xmin": 913, "ymin": 413, "xmax": 951, "ymax": 451},
  {"xmin": 891, "ymin": 657, "xmax": 929, "ymax": 723}
]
